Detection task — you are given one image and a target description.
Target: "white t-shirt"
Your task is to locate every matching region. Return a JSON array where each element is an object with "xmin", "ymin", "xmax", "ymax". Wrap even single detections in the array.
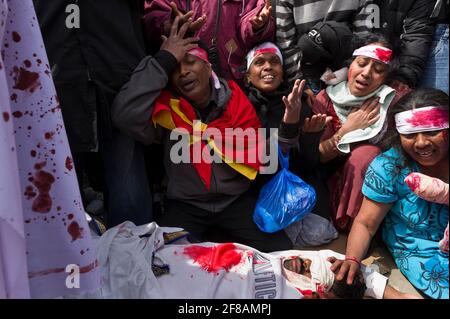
[
  {"xmin": 155, "ymin": 244, "xmax": 387, "ymax": 299},
  {"xmin": 85, "ymin": 222, "xmax": 387, "ymax": 299}
]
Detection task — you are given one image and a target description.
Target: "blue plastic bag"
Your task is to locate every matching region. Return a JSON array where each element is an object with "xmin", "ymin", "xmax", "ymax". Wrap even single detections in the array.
[{"xmin": 253, "ymin": 148, "xmax": 316, "ymax": 233}]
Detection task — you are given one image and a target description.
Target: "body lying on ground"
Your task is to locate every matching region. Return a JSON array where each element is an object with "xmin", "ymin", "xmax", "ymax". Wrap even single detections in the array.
[{"xmin": 78, "ymin": 221, "xmax": 418, "ymax": 299}]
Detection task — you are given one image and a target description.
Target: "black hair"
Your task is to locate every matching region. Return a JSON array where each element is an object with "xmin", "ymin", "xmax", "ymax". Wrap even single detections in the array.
[
  {"xmin": 195, "ymin": 39, "xmax": 210, "ymax": 54},
  {"xmin": 329, "ymin": 271, "xmax": 366, "ymax": 299},
  {"xmin": 342, "ymin": 32, "xmax": 399, "ymax": 81},
  {"xmin": 380, "ymin": 88, "xmax": 449, "ymax": 167}
]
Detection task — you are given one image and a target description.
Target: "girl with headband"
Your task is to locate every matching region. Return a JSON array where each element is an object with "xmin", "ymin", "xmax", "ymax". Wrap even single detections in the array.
[
  {"xmin": 311, "ymin": 33, "xmax": 410, "ymax": 232},
  {"xmin": 332, "ymin": 88, "xmax": 449, "ymax": 299}
]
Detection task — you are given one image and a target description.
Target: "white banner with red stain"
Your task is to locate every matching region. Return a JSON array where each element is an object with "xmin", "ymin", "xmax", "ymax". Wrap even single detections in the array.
[{"xmin": 0, "ymin": 0, "xmax": 99, "ymax": 298}]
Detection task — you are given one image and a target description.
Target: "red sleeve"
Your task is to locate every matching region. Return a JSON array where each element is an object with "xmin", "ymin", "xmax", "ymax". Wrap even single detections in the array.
[
  {"xmin": 143, "ymin": 0, "xmax": 173, "ymax": 45},
  {"xmin": 238, "ymin": 0, "xmax": 275, "ymax": 49},
  {"xmin": 312, "ymin": 90, "xmax": 339, "ymax": 141}
]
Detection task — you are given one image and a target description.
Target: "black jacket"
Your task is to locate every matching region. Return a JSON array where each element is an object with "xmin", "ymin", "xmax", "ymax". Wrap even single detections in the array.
[
  {"xmin": 33, "ymin": 0, "xmax": 147, "ymax": 152},
  {"xmin": 245, "ymin": 85, "xmax": 328, "ymax": 217},
  {"xmin": 246, "ymin": 85, "xmax": 322, "ymax": 179},
  {"xmin": 373, "ymin": 0, "xmax": 436, "ymax": 88}
]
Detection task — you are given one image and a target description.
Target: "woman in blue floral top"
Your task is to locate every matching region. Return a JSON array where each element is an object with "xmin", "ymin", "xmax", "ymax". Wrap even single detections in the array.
[{"xmin": 329, "ymin": 88, "xmax": 449, "ymax": 299}]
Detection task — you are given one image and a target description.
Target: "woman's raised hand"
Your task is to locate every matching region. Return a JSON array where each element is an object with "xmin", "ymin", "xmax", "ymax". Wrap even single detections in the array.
[
  {"xmin": 282, "ymin": 79, "xmax": 306, "ymax": 124},
  {"xmin": 303, "ymin": 114, "xmax": 333, "ymax": 133}
]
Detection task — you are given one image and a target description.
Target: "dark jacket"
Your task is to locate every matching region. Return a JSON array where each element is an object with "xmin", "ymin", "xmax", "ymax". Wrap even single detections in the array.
[
  {"xmin": 245, "ymin": 85, "xmax": 325, "ymax": 215},
  {"xmin": 33, "ymin": 0, "xmax": 147, "ymax": 152},
  {"xmin": 246, "ymin": 85, "xmax": 321, "ymax": 175},
  {"xmin": 112, "ymin": 51, "xmax": 282, "ymax": 213},
  {"xmin": 373, "ymin": 0, "xmax": 436, "ymax": 88}
]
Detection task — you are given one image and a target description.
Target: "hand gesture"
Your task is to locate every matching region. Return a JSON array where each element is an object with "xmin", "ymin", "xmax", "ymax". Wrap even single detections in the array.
[
  {"xmin": 160, "ymin": 17, "xmax": 199, "ymax": 62},
  {"xmin": 250, "ymin": 0, "xmax": 272, "ymax": 32},
  {"xmin": 162, "ymin": 2, "xmax": 206, "ymax": 36},
  {"xmin": 304, "ymin": 88, "xmax": 316, "ymax": 107},
  {"xmin": 340, "ymin": 97, "xmax": 381, "ymax": 135},
  {"xmin": 303, "ymin": 114, "xmax": 333, "ymax": 133},
  {"xmin": 282, "ymin": 79, "xmax": 305, "ymax": 124},
  {"xmin": 327, "ymin": 256, "xmax": 361, "ymax": 285}
]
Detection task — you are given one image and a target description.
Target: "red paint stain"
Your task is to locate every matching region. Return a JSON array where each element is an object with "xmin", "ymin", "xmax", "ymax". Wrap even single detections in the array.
[
  {"xmin": 23, "ymin": 60, "xmax": 32, "ymax": 68},
  {"xmin": 2, "ymin": 112, "xmax": 9, "ymax": 122},
  {"xmin": 12, "ymin": 66, "xmax": 40, "ymax": 92},
  {"xmin": 67, "ymin": 221, "xmax": 84, "ymax": 241},
  {"xmin": 30, "ymin": 150, "xmax": 37, "ymax": 157},
  {"xmin": 24, "ymin": 186, "xmax": 37, "ymax": 200},
  {"xmin": 10, "ymin": 93, "xmax": 17, "ymax": 102},
  {"xmin": 31, "ymin": 170, "xmax": 55, "ymax": 213},
  {"xmin": 44, "ymin": 131, "xmax": 55, "ymax": 140},
  {"xmin": 12, "ymin": 31, "xmax": 21, "ymax": 42},
  {"xmin": 406, "ymin": 108, "xmax": 449, "ymax": 128},
  {"xmin": 12, "ymin": 111, "xmax": 22, "ymax": 118},
  {"xmin": 405, "ymin": 173, "xmax": 421, "ymax": 193},
  {"xmin": 34, "ymin": 161, "xmax": 46, "ymax": 170},
  {"xmin": 28, "ymin": 260, "xmax": 98, "ymax": 279},
  {"xmin": 65, "ymin": 156, "xmax": 73, "ymax": 171},
  {"xmin": 68, "ymin": 213, "xmax": 74, "ymax": 220},
  {"xmin": 183, "ymin": 243, "xmax": 244, "ymax": 273},
  {"xmin": 28, "ymin": 267, "xmax": 64, "ymax": 279},
  {"xmin": 79, "ymin": 260, "xmax": 98, "ymax": 273}
]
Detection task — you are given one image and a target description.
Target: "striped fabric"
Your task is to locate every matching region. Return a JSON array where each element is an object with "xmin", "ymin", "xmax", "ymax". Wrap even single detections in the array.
[{"xmin": 275, "ymin": 0, "xmax": 373, "ymax": 83}]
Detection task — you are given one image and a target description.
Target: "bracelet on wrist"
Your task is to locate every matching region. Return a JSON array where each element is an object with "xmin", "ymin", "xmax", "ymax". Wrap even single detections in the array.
[{"xmin": 345, "ymin": 256, "xmax": 361, "ymax": 267}]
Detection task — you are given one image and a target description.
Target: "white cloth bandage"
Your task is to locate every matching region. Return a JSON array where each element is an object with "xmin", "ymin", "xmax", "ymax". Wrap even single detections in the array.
[
  {"xmin": 353, "ymin": 45, "xmax": 393, "ymax": 64},
  {"xmin": 246, "ymin": 42, "xmax": 283, "ymax": 71},
  {"xmin": 281, "ymin": 251, "xmax": 335, "ymax": 294},
  {"xmin": 395, "ymin": 106, "xmax": 449, "ymax": 134}
]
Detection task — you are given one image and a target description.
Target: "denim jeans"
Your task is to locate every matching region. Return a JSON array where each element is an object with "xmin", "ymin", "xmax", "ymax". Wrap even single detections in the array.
[{"xmin": 420, "ymin": 24, "xmax": 449, "ymax": 94}]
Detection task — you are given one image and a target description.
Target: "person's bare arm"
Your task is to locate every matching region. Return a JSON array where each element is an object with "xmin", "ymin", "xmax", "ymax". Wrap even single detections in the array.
[
  {"xmin": 331, "ymin": 198, "xmax": 391, "ymax": 284},
  {"xmin": 383, "ymin": 285, "xmax": 423, "ymax": 299}
]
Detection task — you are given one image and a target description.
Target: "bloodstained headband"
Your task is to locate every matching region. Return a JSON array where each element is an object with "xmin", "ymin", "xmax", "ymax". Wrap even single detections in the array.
[
  {"xmin": 353, "ymin": 45, "xmax": 393, "ymax": 64},
  {"xmin": 187, "ymin": 48, "xmax": 221, "ymax": 89},
  {"xmin": 395, "ymin": 106, "xmax": 449, "ymax": 134},
  {"xmin": 246, "ymin": 42, "xmax": 283, "ymax": 71}
]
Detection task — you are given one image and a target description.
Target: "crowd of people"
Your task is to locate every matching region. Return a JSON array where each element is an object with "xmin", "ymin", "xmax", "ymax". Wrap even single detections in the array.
[{"xmin": 1, "ymin": 0, "xmax": 448, "ymax": 299}]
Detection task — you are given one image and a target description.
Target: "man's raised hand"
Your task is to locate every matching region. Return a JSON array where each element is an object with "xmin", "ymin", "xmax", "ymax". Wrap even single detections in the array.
[{"xmin": 160, "ymin": 17, "xmax": 199, "ymax": 62}]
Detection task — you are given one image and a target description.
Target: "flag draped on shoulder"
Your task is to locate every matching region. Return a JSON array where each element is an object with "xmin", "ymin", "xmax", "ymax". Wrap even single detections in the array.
[{"xmin": 152, "ymin": 81, "xmax": 263, "ymax": 190}]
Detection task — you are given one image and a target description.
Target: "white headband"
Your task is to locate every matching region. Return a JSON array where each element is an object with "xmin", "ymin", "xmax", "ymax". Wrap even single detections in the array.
[
  {"xmin": 395, "ymin": 106, "xmax": 449, "ymax": 134},
  {"xmin": 246, "ymin": 42, "xmax": 283, "ymax": 71},
  {"xmin": 353, "ymin": 45, "xmax": 393, "ymax": 64}
]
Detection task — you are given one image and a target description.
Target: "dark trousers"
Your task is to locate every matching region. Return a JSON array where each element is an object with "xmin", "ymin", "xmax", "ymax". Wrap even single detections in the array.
[
  {"xmin": 158, "ymin": 192, "xmax": 292, "ymax": 253},
  {"xmin": 102, "ymin": 131, "xmax": 153, "ymax": 227}
]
